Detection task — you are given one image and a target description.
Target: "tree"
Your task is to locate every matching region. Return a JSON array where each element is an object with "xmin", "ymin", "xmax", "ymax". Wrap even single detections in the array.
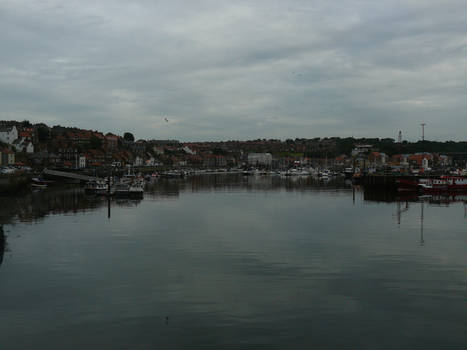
[
  {"xmin": 37, "ymin": 126, "xmax": 50, "ymax": 143},
  {"xmin": 21, "ymin": 120, "xmax": 32, "ymax": 128},
  {"xmin": 123, "ymin": 132, "xmax": 134, "ymax": 142},
  {"xmin": 89, "ymin": 136, "xmax": 103, "ymax": 149}
]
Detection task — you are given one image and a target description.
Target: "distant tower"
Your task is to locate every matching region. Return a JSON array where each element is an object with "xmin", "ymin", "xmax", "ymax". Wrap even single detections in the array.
[
  {"xmin": 397, "ymin": 130, "xmax": 402, "ymax": 143},
  {"xmin": 420, "ymin": 123, "xmax": 426, "ymax": 141}
]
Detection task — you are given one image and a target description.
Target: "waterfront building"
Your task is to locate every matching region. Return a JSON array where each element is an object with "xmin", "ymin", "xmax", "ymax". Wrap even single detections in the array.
[
  {"xmin": 79, "ymin": 156, "xmax": 87, "ymax": 169},
  {"xmin": 134, "ymin": 156, "xmax": 144, "ymax": 167},
  {"xmin": 247, "ymin": 153, "xmax": 272, "ymax": 167},
  {"xmin": 1, "ymin": 149, "xmax": 15, "ymax": 165}
]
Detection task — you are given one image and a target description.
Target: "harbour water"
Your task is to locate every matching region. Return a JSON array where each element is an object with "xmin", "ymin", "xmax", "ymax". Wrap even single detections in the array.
[{"xmin": 1, "ymin": 175, "xmax": 467, "ymax": 349}]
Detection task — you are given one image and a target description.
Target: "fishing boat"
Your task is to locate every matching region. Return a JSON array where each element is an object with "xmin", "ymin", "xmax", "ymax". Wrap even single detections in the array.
[
  {"xmin": 397, "ymin": 176, "xmax": 467, "ymax": 193},
  {"xmin": 84, "ymin": 179, "xmax": 108, "ymax": 195},
  {"xmin": 113, "ymin": 178, "xmax": 144, "ymax": 198}
]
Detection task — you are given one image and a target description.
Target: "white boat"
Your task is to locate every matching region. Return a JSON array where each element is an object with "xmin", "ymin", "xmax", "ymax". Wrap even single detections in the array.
[
  {"xmin": 85, "ymin": 179, "xmax": 108, "ymax": 195},
  {"xmin": 113, "ymin": 178, "xmax": 144, "ymax": 198}
]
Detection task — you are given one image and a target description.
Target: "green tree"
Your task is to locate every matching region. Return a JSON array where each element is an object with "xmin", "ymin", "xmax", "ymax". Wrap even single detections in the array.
[
  {"xmin": 37, "ymin": 126, "xmax": 50, "ymax": 142},
  {"xmin": 123, "ymin": 132, "xmax": 134, "ymax": 142},
  {"xmin": 89, "ymin": 136, "xmax": 103, "ymax": 149}
]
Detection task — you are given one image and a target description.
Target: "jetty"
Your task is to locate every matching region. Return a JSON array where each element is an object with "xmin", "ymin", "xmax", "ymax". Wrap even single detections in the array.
[{"xmin": 42, "ymin": 168, "xmax": 98, "ymax": 182}]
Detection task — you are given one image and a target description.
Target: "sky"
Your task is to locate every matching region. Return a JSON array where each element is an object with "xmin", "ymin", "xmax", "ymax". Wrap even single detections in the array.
[{"xmin": 1, "ymin": 0, "xmax": 466, "ymax": 142}]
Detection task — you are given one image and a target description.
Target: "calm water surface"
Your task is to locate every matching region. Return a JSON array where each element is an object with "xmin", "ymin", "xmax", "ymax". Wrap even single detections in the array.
[{"xmin": 1, "ymin": 175, "xmax": 467, "ymax": 349}]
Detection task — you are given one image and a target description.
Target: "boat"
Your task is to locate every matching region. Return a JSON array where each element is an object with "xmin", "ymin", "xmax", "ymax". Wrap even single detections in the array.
[
  {"xmin": 344, "ymin": 168, "xmax": 354, "ymax": 179},
  {"xmin": 84, "ymin": 179, "xmax": 108, "ymax": 195},
  {"xmin": 161, "ymin": 171, "xmax": 185, "ymax": 179},
  {"xmin": 31, "ymin": 177, "xmax": 54, "ymax": 188},
  {"xmin": 113, "ymin": 178, "xmax": 144, "ymax": 198},
  {"xmin": 396, "ymin": 176, "xmax": 467, "ymax": 193}
]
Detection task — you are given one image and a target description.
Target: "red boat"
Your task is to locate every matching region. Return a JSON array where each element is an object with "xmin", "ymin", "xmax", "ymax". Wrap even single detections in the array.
[{"xmin": 396, "ymin": 176, "xmax": 467, "ymax": 193}]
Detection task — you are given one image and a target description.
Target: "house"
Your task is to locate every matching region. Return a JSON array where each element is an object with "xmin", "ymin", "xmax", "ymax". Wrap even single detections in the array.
[
  {"xmin": 105, "ymin": 133, "xmax": 119, "ymax": 151},
  {"xmin": 1, "ymin": 149, "xmax": 15, "ymax": 165},
  {"xmin": 12, "ymin": 138, "xmax": 34, "ymax": 153},
  {"xmin": 369, "ymin": 152, "xmax": 387, "ymax": 166},
  {"xmin": 0, "ymin": 125, "xmax": 18, "ymax": 145},
  {"xmin": 408, "ymin": 153, "xmax": 433, "ymax": 168},
  {"xmin": 134, "ymin": 156, "xmax": 144, "ymax": 167},
  {"xmin": 182, "ymin": 146, "xmax": 196, "ymax": 155},
  {"xmin": 153, "ymin": 146, "xmax": 164, "ymax": 155}
]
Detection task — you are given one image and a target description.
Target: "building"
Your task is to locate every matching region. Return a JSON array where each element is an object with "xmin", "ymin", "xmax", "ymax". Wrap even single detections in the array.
[
  {"xmin": 183, "ymin": 146, "xmax": 196, "ymax": 155},
  {"xmin": 369, "ymin": 152, "xmax": 387, "ymax": 166},
  {"xmin": 351, "ymin": 144, "xmax": 373, "ymax": 157},
  {"xmin": 1, "ymin": 149, "xmax": 15, "ymax": 165},
  {"xmin": 0, "ymin": 125, "xmax": 18, "ymax": 145},
  {"xmin": 105, "ymin": 133, "xmax": 119, "ymax": 151},
  {"xmin": 134, "ymin": 156, "xmax": 144, "ymax": 167},
  {"xmin": 12, "ymin": 138, "xmax": 34, "ymax": 153},
  {"xmin": 203, "ymin": 155, "xmax": 227, "ymax": 168},
  {"xmin": 247, "ymin": 153, "xmax": 272, "ymax": 167},
  {"xmin": 79, "ymin": 156, "xmax": 87, "ymax": 169}
]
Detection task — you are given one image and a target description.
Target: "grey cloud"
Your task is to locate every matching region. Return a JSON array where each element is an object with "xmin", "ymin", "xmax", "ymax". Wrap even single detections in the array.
[{"xmin": 1, "ymin": 0, "xmax": 466, "ymax": 140}]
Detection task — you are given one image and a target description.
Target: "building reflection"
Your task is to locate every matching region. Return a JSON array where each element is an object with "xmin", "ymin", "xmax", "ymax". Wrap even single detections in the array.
[
  {"xmin": 0, "ymin": 188, "xmax": 104, "ymax": 225},
  {"xmin": 145, "ymin": 174, "xmax": 352, "ymax": 198}
]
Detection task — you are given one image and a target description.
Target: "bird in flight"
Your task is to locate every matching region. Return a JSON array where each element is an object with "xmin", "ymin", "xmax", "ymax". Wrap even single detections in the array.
[{"xmin": 164, "ymin": 117, "xmax": 169, "ymax": 122}]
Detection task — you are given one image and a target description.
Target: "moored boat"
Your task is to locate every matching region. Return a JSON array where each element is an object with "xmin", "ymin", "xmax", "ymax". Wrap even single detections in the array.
[
  {"xmin": 396, "ymin": 176, "xmax": 467, "ymax": 193},
  {"xmin": 31, "ymin": 177, "xmax": 54, "ymax": 188}
]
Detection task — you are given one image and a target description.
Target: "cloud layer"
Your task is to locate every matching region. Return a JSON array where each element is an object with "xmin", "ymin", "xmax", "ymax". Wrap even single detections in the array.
[{"xmin": 1, "ymin": 0, "xmax": 466, "ymax": 141}]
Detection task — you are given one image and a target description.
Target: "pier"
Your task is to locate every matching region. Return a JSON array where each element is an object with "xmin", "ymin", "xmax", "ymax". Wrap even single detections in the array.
[{"xmin": 42, "ymin": 169, "xmax": 98, "ymax": 182}]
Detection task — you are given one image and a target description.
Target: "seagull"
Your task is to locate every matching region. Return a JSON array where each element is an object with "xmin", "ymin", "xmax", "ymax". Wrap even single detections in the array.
[{"xmin": 164, "ymin": 117, "xmax": 169, "ymax": 123}]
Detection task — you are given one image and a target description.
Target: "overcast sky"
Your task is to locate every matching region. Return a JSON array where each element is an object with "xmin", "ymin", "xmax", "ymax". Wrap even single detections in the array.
[{"xmin": 1, "ymin": 0, "xmax": 466, "ymax": 141}]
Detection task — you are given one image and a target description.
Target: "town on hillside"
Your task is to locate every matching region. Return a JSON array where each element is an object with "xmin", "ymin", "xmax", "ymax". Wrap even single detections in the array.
[{"xmin": 1, "ymin": 120, "xmax": 467, "ymax": 175}]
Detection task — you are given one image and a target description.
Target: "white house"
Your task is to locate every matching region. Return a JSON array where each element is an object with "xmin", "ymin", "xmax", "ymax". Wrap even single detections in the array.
[
  {"xmin": 183, "ymin": 146, "xmax": 196, "ymax": 155},
  {"xmin": 12, "ymin": 139, "xmax": 34, "ymax": 153},
  {"xmin": 0, "ymin": 125, "xmax": 18, "ymax": 145}
]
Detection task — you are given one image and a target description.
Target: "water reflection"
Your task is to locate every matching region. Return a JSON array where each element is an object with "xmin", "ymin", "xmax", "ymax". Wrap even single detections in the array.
[
  {"xmin": 145, "ymin": 174, "xmax": 351, "ymax": 198},
  {"xmin": 0, "ymin": 225, "xmax": 5, "ymax": 267},
  {"xmin": 2, "ymin": 176, "xmax": 467, "ymax": 226},
  {"xmin": 0, "ymin": 187, "xmax": 145, "ymax": 225},
  {"xmin": 2, "ymin": 175, "xmax": 467, "ymax": 349},
  {"xmin": 0, "ymin": 187, "xmax": 104, "ymax": 225}
]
